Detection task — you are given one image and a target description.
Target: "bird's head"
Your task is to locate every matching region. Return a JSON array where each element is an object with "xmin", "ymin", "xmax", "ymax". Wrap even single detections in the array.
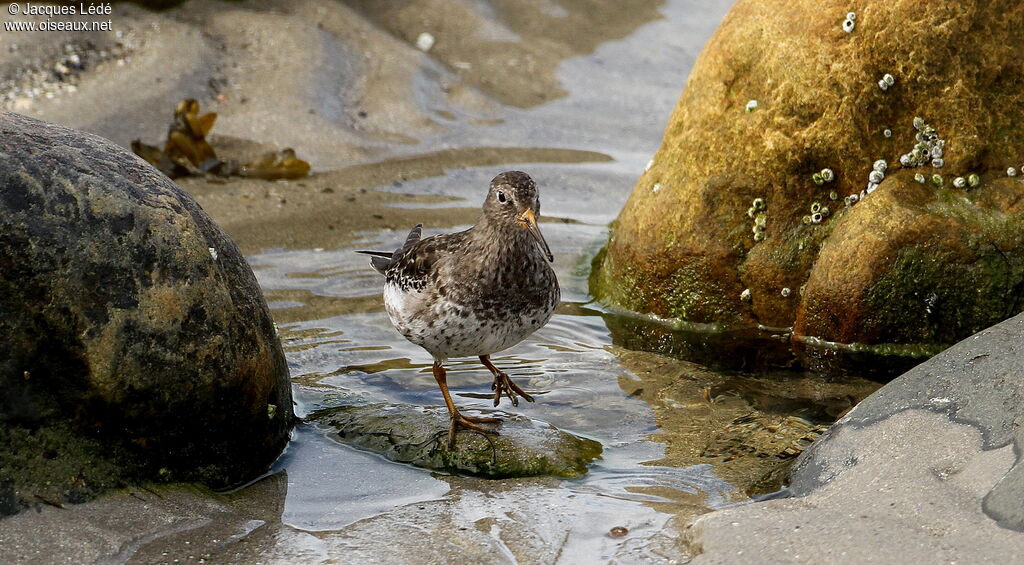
[{"xmin": 484, "ymin": 171, "xmax": 553, "ymax": 262}]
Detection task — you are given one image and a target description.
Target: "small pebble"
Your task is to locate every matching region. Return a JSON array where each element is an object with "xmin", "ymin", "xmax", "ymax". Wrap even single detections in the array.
[{"xmin": 416, "ymin": 32, "xmax": 436, "ymax": 52}]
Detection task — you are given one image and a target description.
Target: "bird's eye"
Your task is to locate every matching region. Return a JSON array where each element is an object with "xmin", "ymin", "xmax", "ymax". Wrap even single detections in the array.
[{"xmin": 497, "ymin": 191, "xmax": 507, "ymax": 203}]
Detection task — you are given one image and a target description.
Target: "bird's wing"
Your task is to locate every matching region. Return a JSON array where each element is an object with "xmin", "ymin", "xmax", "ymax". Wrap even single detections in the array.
[
  {"xmin": 355, "ymin": 224, "xmax": 423, "ymax": 274},
  {"xmin": 386, "ymin": 229, "xmax": 468, "ymax": 291}
]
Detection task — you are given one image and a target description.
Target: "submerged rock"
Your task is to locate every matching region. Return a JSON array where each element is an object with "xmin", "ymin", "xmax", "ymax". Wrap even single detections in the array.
[
  {"xmin": 592, "ymin": 0, "xmax": 1024, "ymax": 352},
  {"xmin": 0, "ymin": 112, "xmax": 293, "ymax": 512},
  {"xmin": 309, "ymin": 404, "xmax": 602, "ymax": 479}
]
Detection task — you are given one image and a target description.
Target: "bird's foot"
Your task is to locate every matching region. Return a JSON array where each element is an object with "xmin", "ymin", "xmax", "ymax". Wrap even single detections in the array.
[
  {"xmin": 447, "ymin": 411, "xmax": 499, "ymax": 449},
  {"xmin": 491, "ymin": 371, "xmax": 535, "ymax": 407}
]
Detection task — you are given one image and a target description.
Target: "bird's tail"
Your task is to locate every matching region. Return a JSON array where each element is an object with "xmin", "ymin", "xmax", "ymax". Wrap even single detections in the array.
[{"xmin": 355, "ymin": 224, "xmax": 422, "ymax": 274}]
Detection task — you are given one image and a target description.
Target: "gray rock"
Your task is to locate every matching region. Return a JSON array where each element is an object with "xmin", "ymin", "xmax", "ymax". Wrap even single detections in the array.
[
  {"xmin": 310, "ymin": 403, "xmax": 603, "ymax": 479},
  {"xmin": 790, "ymin": 311, "xmax": 1024, "ymax": 529},
  {"xmin": 0, "ymin": 112, "xmax": 293, "ymax": 511},
  {"xmin": 683, "ymin": 311, "xmax": 1024, "ymax": 562}
]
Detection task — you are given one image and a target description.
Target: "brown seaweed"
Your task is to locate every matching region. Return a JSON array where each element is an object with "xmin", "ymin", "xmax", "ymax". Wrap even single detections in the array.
[{"xmin": 131, "ymin": 98, "xmax": 310, "ymax": 181}]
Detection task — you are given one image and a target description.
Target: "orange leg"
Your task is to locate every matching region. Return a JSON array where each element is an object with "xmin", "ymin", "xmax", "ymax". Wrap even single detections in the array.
[
  {"xmin": 480, "ymin": 355, "xmax": 535, "ymax": 407},
  {"xmin": 432, "ymin": 361, "xmax": 499, "ymax": 448}
]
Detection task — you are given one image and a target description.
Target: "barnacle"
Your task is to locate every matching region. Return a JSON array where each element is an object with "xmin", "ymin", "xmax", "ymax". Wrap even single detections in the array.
[
  {"xmin": 1008, "ymin": 167, "xmax": 1018, "ymax": 177},
  {"xmin": 953, "ymin": 176, "xmax": 967, "ymax": 188},
  {"xmin": 968, "ymin": 173, "xmax": 981, "ymax": 187},
  {"xmin": 820, "ymin": 168, "xmax": 835, "ymax": 182},
  {"xmin": 868, "ymin": 170, "xmax": 885, "ymax": 184},
  {"xmin": 752, "ymin": 197, "xmax": 766, "ymax": 211},
  {"xmin": 914, "ymin": 173, "xmax": 926, "ymax": 183},
  {"xmin": 842, "ymin": 18, "xmax": 855, "ymax": 33},
  {"xmin": 781, "ymin": 287, "xmax": 792, "ymax": 298}
]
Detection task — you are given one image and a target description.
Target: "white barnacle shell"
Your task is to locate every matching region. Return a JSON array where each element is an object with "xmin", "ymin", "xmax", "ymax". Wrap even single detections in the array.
[
  {"xmin": 883, "ymin": 73, "xmax": 895, "ymax": 86},
  {"xmin": 847, "ymin": 11, "xmax": 857, "ymax": 20},
  {"xmin": 741, "ymin": 288, "xmax": 752, "ymax": 302},
  {"xmin": 842, "ymin": 18, "xmax": 855, "ymax": 33},
  {"xmin": 754, "ymin": 231, "xmax": 766, "ymax": 242},
  {"xmin": 866, "ymin": 182, "xmax": 878, "ymax": 194},
  {"xmin": 848, "ymin": 193, "xmax": 860, "ymax": 204},
  {"xmin": 913, "ymin": 116, "xmax": 926, "ymax": 130},
  {"xmin": 932, "ymin": 158, "xmax": 944, "ymax": 168},
  {"xmin": 810, "ymin": 213, "xmax": 823, "ymax": 224},
  {"xmin": 746, "ymin": 99, "xmax": 759, "ymax": 112},
  {"xmin": 821, "ymin": 168, "xmax": 835, "ymax": 182},
  {"xmin": 755, "ymin": 214, "xmax": 767, "ymax": 227},
  {"xmin": 968, "ymin": 173, "xmax": 981, "ymax": 187},
  {"xmin": 868, "ymin": 170, "xmax": 885, "ymax": 184},
  {"xmin": 652, "ymin": 183, "xmax": 662, "ymax": 193},
  {"xmin": 810, "ymin": 202, "xmax": 822, "ymax": 213},
  {"xmin": 884, "ymin": 128, "xmax": 893, "ymax": 138},
  {"xmin": 873, "ymin": 159, "xmax": 888, "ymax": 172},
  {"xmin": 932, "ymin": 174, "xmax": 944, "ymax": 186},
  {"xmin": 914, "ymin": 173, "xmax": 926, "ymax": 184},
  {"xmin": 953, "ymin": 176, "xmax": 967, "ymax": 188},
  {"xmin": 877, "ymin": 79, "xmax": 888, "ymax": 91},
  {"xmin": 1008, "ymin": 167, "xmax": 1018, "ymax": 177},
  {"xmin": 753, "ymin": 197, "xmax": 766, "ymax": 211},
  {"xmin": 931, "ymin": 145, "xmax": 943, "ymax": 158},
  {"xmin": 820, "ymin": 206, "xmax": 830, "ymax": 217},
  {"xmin": 781, "ymin": 287, "xmax": 792, "ymax": 298},
  {"xmin": 748, "ymin": 206, "xmax": 758, "ymax": 219},
  {"xmin": 900, "ymin": 154, "xmax": 912, "ymax": 167},
  {"xmin": 829, "ymin": 190, "xmax": 838, "ymax": 200},
  {"xmin": 209, "ymin": 247, "xmax": 218, "ymax": 260},
  {"xmin": 416, "ymin": 32, "xmax": 436, "ymax": 52}
]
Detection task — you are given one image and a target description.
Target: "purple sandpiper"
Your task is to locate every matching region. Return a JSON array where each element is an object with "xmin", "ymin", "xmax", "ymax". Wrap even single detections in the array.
[{"xmin": 358, "ymin": 171, "xmax": 560, "ymax": 447}]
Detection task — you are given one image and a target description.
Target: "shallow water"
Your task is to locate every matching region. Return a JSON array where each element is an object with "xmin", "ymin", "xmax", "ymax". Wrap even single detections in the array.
[{"xmin": 226, "ymin": 0, "xmax": 872, "ymax": 560}]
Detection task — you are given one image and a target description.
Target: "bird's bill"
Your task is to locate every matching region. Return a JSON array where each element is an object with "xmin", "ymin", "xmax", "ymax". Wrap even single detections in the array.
[{"xmin": 519, "ymin": 209, "xmax": 554, "ymax": 262}]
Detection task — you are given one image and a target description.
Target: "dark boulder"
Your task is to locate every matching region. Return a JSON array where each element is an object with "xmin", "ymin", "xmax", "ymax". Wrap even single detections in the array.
[{"xmin": 0, "ymin": 112, "xmax": 293, "ymax": 513}]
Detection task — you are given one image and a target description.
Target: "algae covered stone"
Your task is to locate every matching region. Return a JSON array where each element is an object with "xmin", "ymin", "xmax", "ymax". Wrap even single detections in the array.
[
  {"xmin": 0, "ymin": 112, "xmax": 293, "ymax": 511},
  {"xmin": 310, "ymin": 404, "xmax": 602, "ymax": 479},
  {"xmin": 592, "ymin": 0, "xmax": 1024, "ymax": 349}
]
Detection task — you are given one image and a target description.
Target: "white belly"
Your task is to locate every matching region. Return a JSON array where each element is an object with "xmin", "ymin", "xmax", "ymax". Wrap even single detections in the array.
[{"xmin": 382, "ymin": 283, "xmax": 553, "ymax": 361}]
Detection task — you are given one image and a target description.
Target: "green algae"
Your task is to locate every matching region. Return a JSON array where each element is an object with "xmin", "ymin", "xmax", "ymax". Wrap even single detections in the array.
[{"xmin": 308, "ymin": 404, "xmax": 603, "ymax": 479}]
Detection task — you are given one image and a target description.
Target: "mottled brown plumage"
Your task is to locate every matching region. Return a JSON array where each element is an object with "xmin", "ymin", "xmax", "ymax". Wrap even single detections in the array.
[{"xmin": 358, "ymin": 171, "xmax": 559, "ymax": 447}]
